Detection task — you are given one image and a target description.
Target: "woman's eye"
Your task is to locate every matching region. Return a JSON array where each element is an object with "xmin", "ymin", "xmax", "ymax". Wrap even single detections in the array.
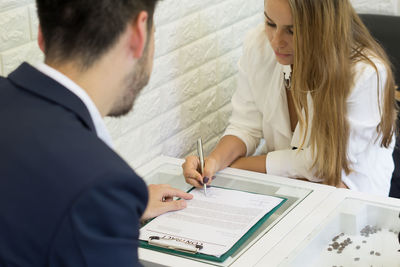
[
  {"xmin": 288, "ymin": 28, "xmax": 293, "ymax": 35},
  {"xmin": 266, "ymin": 21, "xmax": 276, "ymax": 28}
]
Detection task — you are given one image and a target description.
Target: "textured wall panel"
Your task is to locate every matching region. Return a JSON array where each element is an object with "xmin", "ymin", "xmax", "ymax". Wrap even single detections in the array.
[{"xmin": 0, "ymin": 0, "xmax": 399, "ymax": 169}]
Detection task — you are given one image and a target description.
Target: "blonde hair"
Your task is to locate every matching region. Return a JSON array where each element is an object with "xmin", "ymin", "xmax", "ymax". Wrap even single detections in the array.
[{"xmin": 288, "ymin": 0, "xmax": 396, "ymax": 186}]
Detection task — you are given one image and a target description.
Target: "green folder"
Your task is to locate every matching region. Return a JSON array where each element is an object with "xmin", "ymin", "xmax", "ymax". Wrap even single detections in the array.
[{"xmin": 139, "ymin": 186, "xmax": 287, "ymax": 263}]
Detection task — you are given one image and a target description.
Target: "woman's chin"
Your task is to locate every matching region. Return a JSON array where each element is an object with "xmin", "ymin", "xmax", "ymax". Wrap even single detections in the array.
[{"xmin": 275, "ymin": 56, "xmax": 293, "ymax": 66}]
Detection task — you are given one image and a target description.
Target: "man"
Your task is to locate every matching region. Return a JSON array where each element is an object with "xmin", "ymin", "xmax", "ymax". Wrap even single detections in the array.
[{"xmin": 0, "ymin": 0, "xmax": 192, "ymax": 266}]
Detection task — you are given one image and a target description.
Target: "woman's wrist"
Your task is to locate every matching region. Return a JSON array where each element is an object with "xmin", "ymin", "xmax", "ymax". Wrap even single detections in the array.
[{"xmin": 206, "ymin": 153, "xmax": 222, "ymax": 173}]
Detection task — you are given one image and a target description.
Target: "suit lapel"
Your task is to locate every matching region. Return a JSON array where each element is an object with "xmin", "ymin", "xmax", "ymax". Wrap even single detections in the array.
[{"xmin": 8, "ymin": 62, "xmax": 96, "ymax": 132}]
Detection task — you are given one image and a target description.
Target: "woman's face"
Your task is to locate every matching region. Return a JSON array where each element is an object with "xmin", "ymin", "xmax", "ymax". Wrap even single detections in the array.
[{"xmin": 264, "ymin": 0, "xmax": 294, "ymax": 65}]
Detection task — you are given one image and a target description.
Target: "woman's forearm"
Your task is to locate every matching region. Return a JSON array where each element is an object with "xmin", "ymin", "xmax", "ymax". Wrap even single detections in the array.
[
  {"xmin": 230, "ymin": 155, "xmax": 267, "ymax": 173},
  {"xmin": 208, "ymin": 135, "xmax": 247, "ymax": 172}
]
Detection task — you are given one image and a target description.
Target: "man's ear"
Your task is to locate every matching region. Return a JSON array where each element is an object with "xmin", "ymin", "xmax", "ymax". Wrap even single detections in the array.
[
  {"xmin": 130, "ymin": 11, "xmax": 148, "ymax": 59},
  {"xmin": 38, "ymin": 25, "xmax": 45, "ymax": 53}
]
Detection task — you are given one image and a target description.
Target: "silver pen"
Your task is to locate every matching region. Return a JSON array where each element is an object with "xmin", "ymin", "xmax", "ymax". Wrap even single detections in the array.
[{"xmin": 197, "ymin": 137, "xmax": 206, "ymax": 196}]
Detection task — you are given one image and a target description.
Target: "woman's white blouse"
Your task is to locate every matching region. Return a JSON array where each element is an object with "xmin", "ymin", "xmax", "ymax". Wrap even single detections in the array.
[{"xmin": 224, "ymin": 24, "xmax": 395, "ymax": 196}]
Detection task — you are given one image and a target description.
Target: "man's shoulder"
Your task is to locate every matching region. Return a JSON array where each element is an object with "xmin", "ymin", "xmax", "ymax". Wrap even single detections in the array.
[
  {"xmin": 34, "ymin": 121, "xmax": 137, "ymax": 185},
  {"xmin": 0, "ymin": 70, "xmax": 140, "ymax": 194}
]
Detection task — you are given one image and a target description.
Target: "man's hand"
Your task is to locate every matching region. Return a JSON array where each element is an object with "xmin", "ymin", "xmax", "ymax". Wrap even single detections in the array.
[{"xmin": 141, "ymin": 184, "xmax": 193, "ymax": 221}]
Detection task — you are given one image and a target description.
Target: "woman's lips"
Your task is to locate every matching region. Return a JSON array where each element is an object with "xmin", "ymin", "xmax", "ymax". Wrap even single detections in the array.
[{"xmin": 275, "ymin": 51, "xmax": 292, "ymax": 58}]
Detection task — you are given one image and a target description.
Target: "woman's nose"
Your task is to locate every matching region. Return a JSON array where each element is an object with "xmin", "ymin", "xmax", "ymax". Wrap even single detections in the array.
[{"xmin": 271, "ymin": 30, "xmax": 287, "ymax": 48}]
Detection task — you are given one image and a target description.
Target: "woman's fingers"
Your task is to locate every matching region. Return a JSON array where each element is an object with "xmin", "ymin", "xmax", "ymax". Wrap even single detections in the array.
[{"xmin": 182, "ymin": 155, "xmax": 204, "ymax": 187}]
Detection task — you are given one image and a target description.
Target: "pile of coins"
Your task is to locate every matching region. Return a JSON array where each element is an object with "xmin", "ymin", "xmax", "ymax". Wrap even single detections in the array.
[
  {"xmin": 360, "ymin": 225, "xmax": 380, "ymax": 237},
  {"xmin": 320, "ymin": 218, "xmax": 400, "ymax": 266},
  {"xmin": 326, "ymin": 228, "xmax": 384, "ymax": 261},
  {"xmin": 327, "ymin": 233, "xmax": 352, "ymax": 254}
]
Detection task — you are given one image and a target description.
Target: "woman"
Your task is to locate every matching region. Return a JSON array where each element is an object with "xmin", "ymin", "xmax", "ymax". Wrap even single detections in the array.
[{"xmin": 182, "ymin": 0, "xmax": 396, "ymax": 196}]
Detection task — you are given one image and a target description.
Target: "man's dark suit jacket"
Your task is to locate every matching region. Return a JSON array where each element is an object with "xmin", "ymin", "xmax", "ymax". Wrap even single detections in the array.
[{"xmin": 0, "ymin": 63, "xmax": 148, "ymax": 266}]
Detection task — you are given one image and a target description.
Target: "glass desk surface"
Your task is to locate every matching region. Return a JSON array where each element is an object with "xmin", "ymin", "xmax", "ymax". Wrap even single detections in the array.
[
  {"xmin": 259, "ymin": 189, "xmax": 400, "ymax": 267},
  {"xmin": 136, "ymin": 156, "xmax": 335, "ymax": 267}
]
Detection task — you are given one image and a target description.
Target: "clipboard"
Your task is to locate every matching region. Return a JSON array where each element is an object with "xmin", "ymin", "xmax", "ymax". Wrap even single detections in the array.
[{"xmin": 139, "ymin": 186, "xmax": 287, "ymax": 263}]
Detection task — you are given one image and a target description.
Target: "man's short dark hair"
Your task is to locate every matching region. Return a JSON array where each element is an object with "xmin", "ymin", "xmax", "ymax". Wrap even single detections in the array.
[{"xmin": 36, "ymin": 0, "xmax": 158, "ymax": 68}]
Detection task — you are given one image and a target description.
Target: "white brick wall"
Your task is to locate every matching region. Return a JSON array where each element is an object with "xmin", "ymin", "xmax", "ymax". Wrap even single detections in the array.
[
  {"xmin": 352, "ymin": 0, "xmax": 399, "ymax": 14},
  {"xmin": 0, "ymin": 0, "xmax": 399, "ymax": 169}
]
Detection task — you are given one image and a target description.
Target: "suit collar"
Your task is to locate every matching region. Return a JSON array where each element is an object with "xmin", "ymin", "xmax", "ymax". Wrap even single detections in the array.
[{"xmin": 8, "ymin": 62, "xmax": 96, "ymax": 132}]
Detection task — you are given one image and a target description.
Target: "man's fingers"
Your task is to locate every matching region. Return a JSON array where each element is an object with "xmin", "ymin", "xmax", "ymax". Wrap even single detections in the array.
[
  {"xmin": 152, "ymin": 199, "xmax": 188, "ymax": 217},
  {"xmin": 143, "ymin": 184, "xmax": 193, "ymax": 221},
  {"xmin": 163, "ymin": 196, "xmax": 173, "ymax": 202},
  {"xmin": 171, "ymin": 189, "xmax": 193, "ymax": 200},
  {"xmin": 163, "ymin": 187, "xmax": 194, "ymax": 200},
  {"xmin": 163, "ymin": 199, "xmax": 187, "ymax": 213}
]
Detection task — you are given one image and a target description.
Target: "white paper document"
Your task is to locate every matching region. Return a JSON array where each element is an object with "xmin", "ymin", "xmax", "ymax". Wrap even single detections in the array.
[{"xmin": 139, "ymin": 187, "xmax": 284, "ymax": 257}]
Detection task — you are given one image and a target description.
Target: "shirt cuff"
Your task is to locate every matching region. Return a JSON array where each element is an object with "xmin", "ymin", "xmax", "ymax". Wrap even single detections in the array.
[{"xmin": 266, "ymin": 148, "xmax": 321, "ymax": 182}]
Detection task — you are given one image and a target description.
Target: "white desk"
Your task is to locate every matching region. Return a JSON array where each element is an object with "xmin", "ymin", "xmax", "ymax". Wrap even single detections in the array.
[
  {"xmin": 260, "ymin": 189, "xmax": 400, "ymax": 267},
  {"xmin": 136, "ymin": 156, "xmax": 336, "ymax": 267}
]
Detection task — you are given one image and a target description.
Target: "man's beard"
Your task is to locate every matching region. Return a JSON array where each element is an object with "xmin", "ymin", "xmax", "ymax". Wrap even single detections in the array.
[{"xmin": 107, "ymin": 46, "xmax": 151, "ymax": 117}]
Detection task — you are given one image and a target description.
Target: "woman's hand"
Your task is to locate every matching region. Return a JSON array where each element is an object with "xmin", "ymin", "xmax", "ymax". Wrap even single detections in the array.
[
  {"xmin": 182, "ymin": 136, "xmax": 247, "ymax": 187},
  {"xmin": 182, "ymin": 155, "xmax": 218, "ymax": 187}
]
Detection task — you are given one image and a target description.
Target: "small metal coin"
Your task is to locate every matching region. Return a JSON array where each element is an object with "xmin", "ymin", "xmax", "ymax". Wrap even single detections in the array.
[
  {"xmin": 375, "ymin": 252, "xmax": 381, "ymax": 256},
  {"xmin": 354, "ymin": 257, "xmax": 360, "ymax": 261},
  {"xmin": 370, "ymin": 251, "xmax": 374, "ymax": 255},
  {"xmin": 356, "ymin": 245, "xmax": 360, "ymax": 249}
]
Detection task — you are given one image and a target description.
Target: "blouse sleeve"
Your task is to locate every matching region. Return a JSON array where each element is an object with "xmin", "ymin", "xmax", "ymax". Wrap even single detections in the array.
[
  {"xmin": 266, "ymin": 146, "xmax": 319, "ymax": 181},
  {"xmin": 223, "ymin": 26, "xmax": 265, "ymax": 156}
]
